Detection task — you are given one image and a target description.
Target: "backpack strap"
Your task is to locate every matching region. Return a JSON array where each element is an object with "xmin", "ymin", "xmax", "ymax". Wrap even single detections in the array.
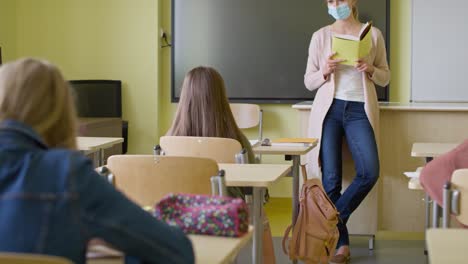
[
  {"xmin": 283, "ymin": 166, "xmax": 308, "ymax": 257},
  {"xmin": 283, "ymin": 196, "xmax": 308, "ymax": 260},
  {"xmin": 282, "ymin": 224, "xmax": 293, "ymax": 255},
  {"xmin": 301, "ymin": 164, "xmax": 307, "ymax": 182}
]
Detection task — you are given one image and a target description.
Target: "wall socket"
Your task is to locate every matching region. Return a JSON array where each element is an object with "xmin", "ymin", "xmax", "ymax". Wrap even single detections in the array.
[
  {"xmin": 159, "ymin": 28, "xmax": 172, "ymax": 48},
  {"xmin": 160, "ymin": 28, "xmax": 166, "ymax": 38}
]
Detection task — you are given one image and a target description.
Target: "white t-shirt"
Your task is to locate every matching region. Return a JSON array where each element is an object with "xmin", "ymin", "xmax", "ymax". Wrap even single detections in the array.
[{"xmin": 334, "ymin": 64, "xmax": 364, "ymax": 102}]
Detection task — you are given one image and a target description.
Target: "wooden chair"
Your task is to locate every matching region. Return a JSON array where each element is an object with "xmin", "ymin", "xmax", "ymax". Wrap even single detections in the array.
[
  {"xmin": 0, "ymin": 253, "xmax": 72, "ymax": 264},
  {"xmin": 427, "ymin": 229, "xmax": 468, "ymax": 264},
  {"xmin": 159, "ymin": 136, "xmax": 243, "ymax": 163},
  {"xmin": 230, "ymin": 103, "xmax": 263, "ymax": 163},
  {"xmin": 427, "ymin": 169, "xmax": 468, "ymax": 263},
  {"xmin": 230, "ymin": 104, "xmax": 263, "ymax": 137},
  {"xmin": 107, "ymin": 155, "xmax": 219, "ymax": 206},
  {"xmin": 158, "ymin": 136, "xmax": 254, "ymax": 222},
  {"xmin": 441, "ymin": 169, "xmax": 468, "ymax": 227},
  {"xmin": 230, "ymin": 103, "xmax": 263, "ymax": 142}
]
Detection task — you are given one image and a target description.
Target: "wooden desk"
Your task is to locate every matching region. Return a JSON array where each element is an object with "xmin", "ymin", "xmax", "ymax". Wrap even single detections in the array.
[
  {"xmin": 87, "ymin": 228, "xmax": 253, "ymax": 264},
  {"xmin": 77, "ymin": 137, "xmax": 124, "ymax": 166},
  {"xmin": 426, "ymin": 229, "xmax": 468, "ymax": 264},
  {"xmin": 220, "ymin": 163, "xmax": 292, "ymax": 187},
  {"xmin": 189, "ymin": 227, "xmax": 253, "ymax": 264},
  {"xmin": 219, "ymin": 163, "xmax": 291, "ymax": 264},
  {"xmin": 253, "ymin": 143, "xmax": 316, "ymax": 156},
  {"xmin": 411, "ymin": 143, "xmax": 458, "ymax": 159}
]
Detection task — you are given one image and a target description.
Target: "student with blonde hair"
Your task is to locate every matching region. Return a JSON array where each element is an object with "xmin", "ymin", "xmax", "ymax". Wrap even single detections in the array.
[
  {"xmin": 167, "ymin": 66, "xmax": 276, "ymax": 263},
  {"xmin": 0, "ymin": 58, "xmax": 194, "ymax": 264}
]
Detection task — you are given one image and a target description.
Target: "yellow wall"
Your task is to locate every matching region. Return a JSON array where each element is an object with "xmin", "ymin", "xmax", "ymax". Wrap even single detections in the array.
[
  {"xmin": 2, "ymin": 0, "xmax": 412, "ymax": 196},
  {"xmin": 0, "ymin": 0, "xmax": 17, "ymax": 62},
  {"xmin": 159, "ymin": 0, "xmax": 412, "ymax": 197},
  {"xmin": 389, "ymin": 0, "xmax": 411, "ymax": 103},
  {"xmin": 12, "ymin": 0, "xmax": 159, "ymax": 154}
]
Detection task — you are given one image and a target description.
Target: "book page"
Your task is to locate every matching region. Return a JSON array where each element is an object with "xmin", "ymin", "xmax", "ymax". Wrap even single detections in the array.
[
  {"xmin": 333, "ymin": 22, "xmax": 372, "ymax": 65},
  {"xmin": 332, "ymin": 37, "xmax": 360, "ymax": 66},
  {"xmin": 333, "ymin": 33, "xmax": 359, "ymax": 41},
  {"xmin": 358, "ymin": 30, "xmax": 372, "ymax": 59}
]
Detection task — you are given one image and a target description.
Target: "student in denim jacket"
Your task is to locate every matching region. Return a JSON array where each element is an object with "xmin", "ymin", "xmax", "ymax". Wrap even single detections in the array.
[{"xmin": 0, "ymin": 58, "xmax": 194, "ymax": 264}]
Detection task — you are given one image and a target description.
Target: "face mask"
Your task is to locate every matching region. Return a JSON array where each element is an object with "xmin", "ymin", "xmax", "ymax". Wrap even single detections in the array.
[{"xmin": 328, "ymin": 3, "xmax": 352, "ymax": 20}]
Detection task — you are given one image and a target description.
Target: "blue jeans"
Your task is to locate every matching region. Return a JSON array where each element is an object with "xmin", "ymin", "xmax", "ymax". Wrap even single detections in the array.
[{"xmin": 320, "ymin": 99, "xmax": 379, "ymax": 248}]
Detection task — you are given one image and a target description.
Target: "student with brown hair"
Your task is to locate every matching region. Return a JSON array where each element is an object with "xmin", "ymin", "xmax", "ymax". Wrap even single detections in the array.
[
  {"xmin": 168, "ymin": 67, "xmax": 254, "ymax": 162},
  {"xmin": 167, "ymin": 66, "xmax": 276, "ymax": 263},
  {"xmin": 0, "ymin": 58, "xmax": 194, "ymax": 264}
]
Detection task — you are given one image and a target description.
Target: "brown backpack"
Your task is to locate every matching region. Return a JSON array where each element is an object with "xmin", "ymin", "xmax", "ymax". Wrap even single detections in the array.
[{"xmin": 282, "ymin": 168, "xmax": 340, "ymax": 263}]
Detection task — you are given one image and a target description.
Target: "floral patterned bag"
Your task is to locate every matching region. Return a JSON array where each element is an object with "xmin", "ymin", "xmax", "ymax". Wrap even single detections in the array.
[{"xmin": 154, "ymin": 193, "xmax": 249, "ymax": 237}]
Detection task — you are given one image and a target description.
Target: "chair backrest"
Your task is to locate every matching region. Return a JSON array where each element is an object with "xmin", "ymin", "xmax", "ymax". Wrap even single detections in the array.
[
  {"xmin": 160, "ymin": 136, "xmax": 242, "ymax": 163},
  {"xmin": 107, "ymin": 155, "xmax": 219, "ymax": 206},
  {"xmin": 230, "ymin": 103, "xmax": 263, "ymax": 140},
  {"xmin": 451, "ymin": 169, "xmax": 468, "ymax": 225},
  {"xmin": 0, "ymin": 253, "xmax": 73, "ymax": 264}
]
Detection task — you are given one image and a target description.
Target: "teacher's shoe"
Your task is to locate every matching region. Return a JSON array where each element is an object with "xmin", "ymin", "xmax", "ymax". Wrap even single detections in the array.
[{"xmin": 329, "ymin": 253, "xmax": 351, "ymax": 264}]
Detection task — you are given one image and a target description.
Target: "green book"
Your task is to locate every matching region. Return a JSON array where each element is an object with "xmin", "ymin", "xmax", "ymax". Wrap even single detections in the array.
[{"xmin": 332, "ymin": 22, "xmax": 372, "ymax": 66}]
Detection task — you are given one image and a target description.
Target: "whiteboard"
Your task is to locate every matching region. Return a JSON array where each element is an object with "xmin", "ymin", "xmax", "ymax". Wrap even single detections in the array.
[{"xmin": 412, "ymin": 0, "xmax": 468, "ymax": 102}]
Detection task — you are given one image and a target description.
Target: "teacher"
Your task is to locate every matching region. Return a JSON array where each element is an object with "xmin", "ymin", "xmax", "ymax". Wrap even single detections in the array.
[{"xmin": 304, "ymin": 0, "xmax": 390, "ymax": 263}]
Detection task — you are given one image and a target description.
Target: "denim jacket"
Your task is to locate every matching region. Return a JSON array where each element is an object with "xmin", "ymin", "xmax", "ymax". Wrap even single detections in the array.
[{"xmin": 0, "ymin": 120, "xmax": 194, "ymax": 264}]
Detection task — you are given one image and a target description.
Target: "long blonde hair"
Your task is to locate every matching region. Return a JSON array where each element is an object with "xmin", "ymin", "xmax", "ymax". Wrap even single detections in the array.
[
  {"xmin": 168, "ymin": 66, "xmax": 245, "ymax": 143},
  {"xmin": 350, "ymin": 0, "xmax": 359, "ymax": 21},
  {"xmin": 0, "ymin": 58, "xmax": 78, "ymax": 149}
]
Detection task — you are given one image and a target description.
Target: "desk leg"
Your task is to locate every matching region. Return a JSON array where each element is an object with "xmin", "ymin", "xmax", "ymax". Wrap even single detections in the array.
[
  {"xmin": 291, "ymin": 155, "xmax": 300, "ymax": 226},
  {"xmin": 252, "ymin": 187, "xmax": 264, "ymax": 264},
  {"xmin": 432, "ymin": 200, "xmax": 440, "ymax": 228},
  {"xmin": 291, "ymin": 155, "xmax": 300, "ymax": 264},
  {"xmin": 99, "ymin": 148, "xmax": 105, "ymax": 166},
  {"xmin": 93, "ymin": 151, "xmax": 100, "ymax": 168},
  {"xmin": 425, "ymin": 193, "xmax": 431, "ymax": 230},
  {"xmin": 424, "ymin": 157, "xmax": 433, "ymax": 255},
  {"xmin": 424, "ymin": 193, "xmax": 431, "ymax": 255}
]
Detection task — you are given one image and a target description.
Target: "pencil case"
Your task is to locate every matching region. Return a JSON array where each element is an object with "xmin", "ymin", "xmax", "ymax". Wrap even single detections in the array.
[{"xmin": 154, "ymin": 193, "xmax": 249, "ymax": 237}]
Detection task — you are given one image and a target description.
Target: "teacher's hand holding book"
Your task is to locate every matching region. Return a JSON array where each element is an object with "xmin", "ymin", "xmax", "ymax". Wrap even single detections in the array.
[
  {"xmin": 324, "ymin": 52, "xmax": 346, "ymax": 79},
  {"xmin": 355, "ymin": 58, "xmax": 375, "ymax": 76}
]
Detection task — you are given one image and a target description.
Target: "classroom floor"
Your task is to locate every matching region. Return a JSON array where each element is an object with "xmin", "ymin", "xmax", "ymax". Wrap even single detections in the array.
[
  {"xmin": 236, "ymin": 237, "xmax": 427, "ymax": 264},
  {"xmin": 239, "ymin": 198, "xmax": 428, "ymax": 264}
]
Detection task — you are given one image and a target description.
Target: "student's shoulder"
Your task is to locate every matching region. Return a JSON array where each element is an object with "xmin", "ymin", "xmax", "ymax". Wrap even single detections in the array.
[
  {"xmin": 42, "ymin": 148, "xmax": 94, "ymax": 175},
  {"xmin": 33, "ymin": 149, "xmax": 96, "ymax": 192},
  {"xmin": 44, "ymin": 148, "xmax": 89, "ymax": 162}
]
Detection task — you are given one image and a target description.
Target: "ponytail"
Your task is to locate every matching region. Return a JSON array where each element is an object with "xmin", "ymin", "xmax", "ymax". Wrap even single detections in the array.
[{"xmin": 352, "ymin": 5, "xmax": 359, "ymax": 21}]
